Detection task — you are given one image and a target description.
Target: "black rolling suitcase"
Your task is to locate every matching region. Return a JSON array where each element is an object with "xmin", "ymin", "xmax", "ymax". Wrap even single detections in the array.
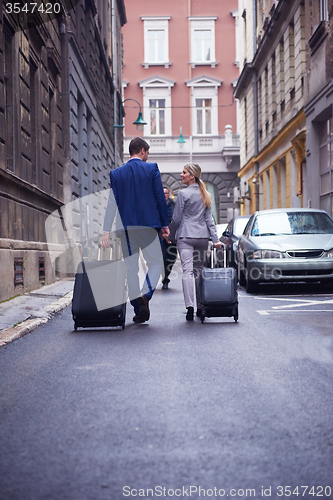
[
  {"xmin": 199, "ymin": 245, "xmax": 238, "ymax": 323},
  {"xmin": 72, "ymin": 253, "xmax": 127, "ymax": 330}
]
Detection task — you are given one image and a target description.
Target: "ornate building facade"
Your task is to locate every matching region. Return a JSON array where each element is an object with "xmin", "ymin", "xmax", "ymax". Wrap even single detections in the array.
[
  {"xmin": 234, "ymin": 0, "xmax": 333, "ymax": 217},
  {"xmin": 122, "ymin": 0, "xmax": 240, "ymax": 224},
  {"xmin": 0, "ymin": 0, "xmax": 126, "ymax": 301}
]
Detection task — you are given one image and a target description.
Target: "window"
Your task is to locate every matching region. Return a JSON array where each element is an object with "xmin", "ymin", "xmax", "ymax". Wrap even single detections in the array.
[
  {"xmin": 196, "ymin": 99, "xmax": 212, "ymax": 135},
  {"xmin": 39, "ymin": 258, "xmax": 46, "ymax": 281},
  {"xmin": 30, "ymin": 58, "xmax": 38, "ymax": 185},
  {"xmin": 265, "ymin": 169, "xmax": 271, "ymax": 209},
  {"xmin": 319, "ymin": 117, "xmax": 333, "ymax": 218},
  {"xmin": 14, "ymin": 258, "xmax": 24, "ymax": 286},
  {"xmin": 244, "ymin": 97, "xmax": 248, "ymax": 154},
  {"xmin": 4, "ymin": 22, "xmax": 15, "ymax": 172},
  {"xmin": 149, "ymin": 99, "xmax": 165, "ymax": 135},
  {"xmin": 320, "ymin": 0, "xmax": 329, "ymax": 21},
  {"xmin": 148, "ymin": 30, "xmax": 165, "ymax": 62},
  {"xmin": 258, "ymin": 76, "xmax": 262, "ymax": 133},
  {"xmin": 264, "ymin": 66, "xmax": 269, "ymax": 129},
  {"xmin": 139, "ymin": 76, "xmax": 175, "ymax": 136},
  {"xmin": 189, "ymin": 17, "xmax": 217, "ymax": 68},
  {"xmin": 186, "ymin": 76, "xmax": 221, "ymax": 136},
  {"xmin": 194, "ymin": 30, "xmax": 212, "ymax": 62},
  {"xmin": 142, "ymin": 17, "xmax": 170, "ymax": 68},
  {"xmin": 313, "ymin": 0, "xmax": 329, "ymax": 27},
  {"xmin": 288, "ymin": 22, "xmax": 295, "ymax": 94},
  {"xmin": 278, "ymin": 39, "xmax": 285, "ymax": 108},
  {"xmin": 271, "ymin": 53, "xmax": 276, "ymax": 114}
]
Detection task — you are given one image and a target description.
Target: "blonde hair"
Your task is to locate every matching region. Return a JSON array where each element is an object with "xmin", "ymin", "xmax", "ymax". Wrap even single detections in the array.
[{"xmin": 184, "ymin": 163, "xmax": 212, "ymax": 208}]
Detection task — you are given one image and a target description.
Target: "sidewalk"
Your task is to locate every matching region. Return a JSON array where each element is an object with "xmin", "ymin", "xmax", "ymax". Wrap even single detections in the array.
[{"xmin": 0, "ymin": 280, "xmax": 74, "ymax": 347}]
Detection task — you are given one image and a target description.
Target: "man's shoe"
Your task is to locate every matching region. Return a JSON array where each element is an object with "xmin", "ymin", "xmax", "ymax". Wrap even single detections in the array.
[
  {"xmin": 133, "ymin": 295, "xmax": 150, "ymax": 323},
  {"xmin": 186, "ymin": 307, "xmax": 194, "ymax": 321},
  {"xmin": 162, "ymin": 283, "xmax": 168, "ymax": 290}
]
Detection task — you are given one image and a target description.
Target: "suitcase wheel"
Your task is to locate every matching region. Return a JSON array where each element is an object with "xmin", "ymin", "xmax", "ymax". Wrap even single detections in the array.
[
  {"xmin": 74, "ymin": 324, "xmax": 77, "ymax": 331},
  {"xmin": 234, "ymin": 315, "xmax": 238, "ymax": 322},
  {"xmin": 122, "ymin": 322, "xmax": 125, "ymax": 330}
]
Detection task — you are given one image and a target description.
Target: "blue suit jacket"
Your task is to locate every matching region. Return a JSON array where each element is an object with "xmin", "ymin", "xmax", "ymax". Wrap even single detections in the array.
[{"xmin": 103, "ymin": 158, "xmax": 169, "ymax": 232}]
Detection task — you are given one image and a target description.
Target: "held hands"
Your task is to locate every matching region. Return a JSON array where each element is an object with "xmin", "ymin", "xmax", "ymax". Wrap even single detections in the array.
[
  {"xmin": 213, "ymin": 241, "xmax": 223, "ymax": 249},
  {"xmin": 160, "ymin": 227, "xmax": 170, "ymax": 240}
]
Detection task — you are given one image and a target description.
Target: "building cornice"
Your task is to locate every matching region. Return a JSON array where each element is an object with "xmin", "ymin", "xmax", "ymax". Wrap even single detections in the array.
[
  {"xmin": 187, "ymin": 16, "xmax": 217, "ymax": 21},
  {"xmin": 186, "ymin": 75, "xmax": 222, "ymax": 87},
  {"xmin": 253, "ymin": 0, "xmax": 300, "ymax": 68},
  {"xmin": 233, "ymin": 63, "xmax": 254, "ymax": 99},
  {"xmin": 141, "ymin": 16, "xmax": 171, "ymax": 21},
  {"xmin": 238, "ymin": 109, "xmax": 306, "ymax": 177},
  {"xmin": 234, "ymin": 0, "xmax": 302, "ymax": 100}
]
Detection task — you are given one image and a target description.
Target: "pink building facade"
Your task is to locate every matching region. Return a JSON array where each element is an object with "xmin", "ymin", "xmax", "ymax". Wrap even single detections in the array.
[{"xmin": 122, "ymin": 0, "xmax": 240, "ymax": 223}]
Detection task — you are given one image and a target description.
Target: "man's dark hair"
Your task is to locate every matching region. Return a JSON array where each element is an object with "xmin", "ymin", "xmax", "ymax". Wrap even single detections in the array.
[{"xmin": 129, "ymin": 137, "xmax": 150, "ymax": 156}]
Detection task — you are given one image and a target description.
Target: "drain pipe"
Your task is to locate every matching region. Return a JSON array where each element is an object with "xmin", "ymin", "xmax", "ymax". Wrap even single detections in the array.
[
  {"xmin": 111, "ymin": 0, "xmax": 118, "ymax": 171},
  {"xmin": 253, "ymin": 0, "xmax": 259, "ymax": 211}
]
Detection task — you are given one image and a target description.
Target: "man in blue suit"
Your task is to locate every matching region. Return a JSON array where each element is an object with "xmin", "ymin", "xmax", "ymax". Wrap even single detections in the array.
[{"xmin": 101, "ymin": 137, "xmax": 169, "ymax": 323}]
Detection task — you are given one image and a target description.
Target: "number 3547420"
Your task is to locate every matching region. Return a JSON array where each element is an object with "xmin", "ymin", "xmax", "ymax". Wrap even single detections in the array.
[
  {"xmin": 5, "ymin": 3, "xmax": 61, "ymax": 14},
  {"xmin": 276, "ymin": 485, "xmax": 332, "ymax": 497}
]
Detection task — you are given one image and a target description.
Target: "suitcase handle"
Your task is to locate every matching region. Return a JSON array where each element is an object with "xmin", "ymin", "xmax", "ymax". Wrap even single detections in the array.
[
  {"xmin": 98, "ymin": 245, "xmax": 112, "ymax": 261},
  {"xmin": 210, "ymin": 244, "xmax": 226, "ymax": 268}
]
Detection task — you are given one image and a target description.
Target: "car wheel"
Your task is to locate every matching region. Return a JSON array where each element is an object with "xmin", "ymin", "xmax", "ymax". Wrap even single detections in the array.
[
  {"xmin": 245, "ymin": 273, "xmax": 257, "ymax": 294},
  {"xmin": 238, "ymin": 264, "xmax": 246, "ymax": 287}
]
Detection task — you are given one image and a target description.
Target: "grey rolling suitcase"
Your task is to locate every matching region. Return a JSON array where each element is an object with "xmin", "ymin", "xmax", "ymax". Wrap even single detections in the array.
[
  {"xmin": 199, "ymin": 245, "xmax": 238, "ymax": 323},
  {"xmin": 72, "ymin": 253, "xmax": 127, "ymax": 330}
]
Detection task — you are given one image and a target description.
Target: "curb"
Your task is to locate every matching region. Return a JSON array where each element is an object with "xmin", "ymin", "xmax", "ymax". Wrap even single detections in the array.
[{"xmin": 0, "ymin": 291, "xmax": 73, "ymax": 347}]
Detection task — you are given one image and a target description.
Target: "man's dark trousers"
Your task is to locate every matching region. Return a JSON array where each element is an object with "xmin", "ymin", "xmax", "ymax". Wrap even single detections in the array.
[{"xmin": 162, "ymin": 239, "xmax": 177, "ymax": 285}]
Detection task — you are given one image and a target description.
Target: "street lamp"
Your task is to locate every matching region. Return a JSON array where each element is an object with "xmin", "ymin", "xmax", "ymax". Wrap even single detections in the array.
[
  {"xmin": 177, "ymin": 126, "xmax": 186, "ymax": 144},
  {"xmin": 113, "ymin": 98, "xmax": 147, "ymax": 131}
]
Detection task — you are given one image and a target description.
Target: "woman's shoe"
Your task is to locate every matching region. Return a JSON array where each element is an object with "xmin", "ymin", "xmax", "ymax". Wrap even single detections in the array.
[{"xmin": 186, "ymin": 307, "xmax": 194, "ymax": 321}]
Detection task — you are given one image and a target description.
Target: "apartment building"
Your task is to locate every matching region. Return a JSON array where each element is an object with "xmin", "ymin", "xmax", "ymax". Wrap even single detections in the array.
[
  {"xmin": 0, "ymin": 0, "xmax": 126, "ymax": 301},
  {"xmin": 122, "ymin": 0, "xmax": 240, "ymax": 224},
  {"xmin": 304, "ymin": 0, "xmax": 333, "ymax": 219},
  {"xmin": 234, "ymin": 0, "xmax": 307, "ymax": 214}
]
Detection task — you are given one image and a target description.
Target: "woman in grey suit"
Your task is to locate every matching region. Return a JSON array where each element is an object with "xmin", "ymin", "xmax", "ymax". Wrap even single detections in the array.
[{"xmin": 169, "ymin": 164, "xmax": 222, "ymax": 321}]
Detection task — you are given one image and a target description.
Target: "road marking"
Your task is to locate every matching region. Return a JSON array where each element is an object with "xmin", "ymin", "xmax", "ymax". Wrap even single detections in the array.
[
  {"xmin": 258, "ymin": 309, "xmax": 332, "ymax": 315},
  {"xmin": 254, "ymin": 296, "xmax": 326, "ymax": 303},
  {"xmin": 272, "ymin": 298, "xmax": 333, "ymax": 310},
  {"xmin": 275, "ymin": 309, "xmax": 333, "ymax": 312}
]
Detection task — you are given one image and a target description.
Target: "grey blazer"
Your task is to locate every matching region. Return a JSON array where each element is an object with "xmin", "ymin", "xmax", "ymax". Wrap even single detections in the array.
[{"xmin": 169, "ymin": 184, "xmax": 218, "ymax": 242}]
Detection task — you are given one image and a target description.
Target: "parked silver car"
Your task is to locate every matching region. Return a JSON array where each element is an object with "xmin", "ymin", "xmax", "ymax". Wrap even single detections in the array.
[{"xmin": 237, "ymin": 208, "xmax": 333, "ymax": 293}]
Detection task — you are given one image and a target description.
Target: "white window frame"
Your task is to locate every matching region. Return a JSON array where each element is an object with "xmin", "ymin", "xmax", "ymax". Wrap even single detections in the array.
[
  {"xmin": 186, "ymin": 76, "xmax": 222, "ymax": 136},
  {"xmin": 139, "ymin": 76, "xmax": 175, "ymax": 136},
  {"xmin": 320, "ymin": 0, "xmax": 329, "ymax": 21},
  {"xmin": 195, "ymin": 97, "xmax": 213, "ymax": 135},
  {"xmin": 142, "ymin": 17, "xmax": 171, "ymax": 69},
  {"xmin": 188, "ymin": 17, "xmax": 217, "ymax": 68},
  {"xmin": 149, "ymin": 98, "xmax": 166, "ymax": 136}
]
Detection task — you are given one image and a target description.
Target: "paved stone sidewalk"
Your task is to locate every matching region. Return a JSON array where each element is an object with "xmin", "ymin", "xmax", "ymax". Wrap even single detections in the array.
[{"xmin": 0, "ymin": 279, "xmax": 74, "ymax": 346}]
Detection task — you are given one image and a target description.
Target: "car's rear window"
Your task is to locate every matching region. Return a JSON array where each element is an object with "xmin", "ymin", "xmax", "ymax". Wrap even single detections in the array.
[
  {"xmin": 251, "ymin": 212, "xmax": 333, "ymax": 236},
  {"xmin": 234, "ymin": 218, "xmax": 250, "ymax": 237}
]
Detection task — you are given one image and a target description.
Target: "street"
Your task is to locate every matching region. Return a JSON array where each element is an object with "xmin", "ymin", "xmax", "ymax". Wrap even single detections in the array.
[{"xmin": 0, "ymin": 265, "xmax": 333, "ymax": 500}]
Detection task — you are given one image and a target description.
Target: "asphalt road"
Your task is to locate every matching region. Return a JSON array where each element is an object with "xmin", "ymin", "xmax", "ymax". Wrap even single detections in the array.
[{"xmin": 1, "ymin": 267, "xmax": 333, "ymax": 500}]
